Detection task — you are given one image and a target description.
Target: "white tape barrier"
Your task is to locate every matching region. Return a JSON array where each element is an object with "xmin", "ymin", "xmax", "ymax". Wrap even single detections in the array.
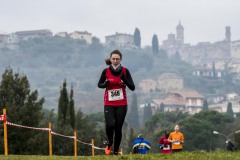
[
  {"xmin": 51, "ymin": 131, "xmax": 75, "ymax": 139},
  {"xmin": 7, "ymin": 121, "xmax": 50, "ymax": 131},
  {"xmin": 0, "ymin": 118, "xmax": 107, "ymax": 152}
]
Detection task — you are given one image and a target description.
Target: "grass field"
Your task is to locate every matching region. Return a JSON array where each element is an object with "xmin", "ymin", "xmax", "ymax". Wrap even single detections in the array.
[{"xmin": 0, "ymin": 151, "xmax": 240, "ymax": 160}]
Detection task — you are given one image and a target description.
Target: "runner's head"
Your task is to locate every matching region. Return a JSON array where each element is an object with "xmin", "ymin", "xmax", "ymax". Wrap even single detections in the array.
[
  {"xmin": 174, "ymin": 125, "xmax": 179, "ymax": 132},
  {"xmin": 137, "ymin": 134, "xmax": 143, "ymax": 138},
  {"xmin": 165, "ymin": 131, "xmax": 170, "ymax": 138},
  {"xmin": 105, "ymin": 49, "xmax": 122, "ymax": 66}
]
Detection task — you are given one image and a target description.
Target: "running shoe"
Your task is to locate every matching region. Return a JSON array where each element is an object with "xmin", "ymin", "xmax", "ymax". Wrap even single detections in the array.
[
  {"xmin": 105, "ymin": 145, "xmax": 112, "ymax": 155},
  {"xmin": 103, "ymin": 140, "xmax": 112, "ymax": 155}
]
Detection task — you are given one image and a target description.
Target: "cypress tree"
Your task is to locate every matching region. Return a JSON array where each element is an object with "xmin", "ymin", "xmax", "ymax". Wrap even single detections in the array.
[
  {"xmin": 152, "ymin": 34, "xmax": 159, "ymax": 55},
  {"xmin": 226, "ymin": 102, "xmax": 234, "ymax": 117},
  {"xmin": 143, "ymin": 103, "xmax": 152, "ymax": 123},
  {"xmin": 159, "ymin": 103, "xmax": 165, "ymax": 112},
  {"xmin": 58, "ymin": 79, "xmax": 69, "ymax": 127},
  {"xmin": 212, "ymin": 61, "xmax": 217, "ymax": 79},
  {"xmin": 134, "ymin": 28, "xmax": 141, "ymax": 48},
  {"xmin": 69, "ymin": 85, "xmax": 75, "ymax": 129},
  {"xmin": 202, "ymin": 100, "xmax": 209, "ymax": 110},
  {"xmin": 127, "ymin": 93, "xmax": 139, "ymax": 128}
]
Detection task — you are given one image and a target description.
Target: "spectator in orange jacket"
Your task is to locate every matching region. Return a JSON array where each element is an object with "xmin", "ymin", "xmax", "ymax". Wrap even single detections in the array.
[{"xmin": 168, "ymin": 125, "xmax": 184, "ymax": 153}]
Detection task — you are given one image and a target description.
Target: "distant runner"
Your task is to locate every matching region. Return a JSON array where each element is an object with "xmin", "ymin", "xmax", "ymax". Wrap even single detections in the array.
[
  {"xmin": 168, "ymin": 125, "xmax": 184, "ymax": 153},
  {"xmin": 132, "ymin": 134, "xmax": 151, "ymax": 154},
  {"xmin": 159, "ymin": 131, "xmax": 172, "ymax": 154}
]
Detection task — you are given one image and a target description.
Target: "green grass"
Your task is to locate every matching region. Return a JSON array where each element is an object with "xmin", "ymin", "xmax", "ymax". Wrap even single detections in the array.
[{"xmin": 0, "ymin": 151, "xmax": 240, "ymax": 160}]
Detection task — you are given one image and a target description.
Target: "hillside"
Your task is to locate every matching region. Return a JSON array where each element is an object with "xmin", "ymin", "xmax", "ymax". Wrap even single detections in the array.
[{"xmin": 1, "ymin": 36, "xmax": 231, "ymax": 113}]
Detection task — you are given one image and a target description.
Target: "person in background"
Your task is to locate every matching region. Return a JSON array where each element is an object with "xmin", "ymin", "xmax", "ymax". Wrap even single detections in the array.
[
  {"xmin": 227, "ymin": 139, "xmax": 236, "ymax": 151},
  {"xmin": 98, "ymin": 49, "xmax": 135, "ymax": 155},
  {"xmin": 132, "ymin": 134, "xmax": 151, "ymax": 154},
  {"xmin": 168, "ymin": 125, "xmax": 184, "ymax": 153},
  {"xmin": 158, "ymin": 130, "xmax": 172, "ymax": 154}
]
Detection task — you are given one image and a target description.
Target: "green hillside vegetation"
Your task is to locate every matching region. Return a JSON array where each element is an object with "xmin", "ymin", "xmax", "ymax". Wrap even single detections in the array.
[
  {"xmin": 1, "ymin": 36, "xmax": 236, "ymax": 112},
  {"xmin": 1, "ymin": 37, "xmax": 240, "ymax": 156},
  {"xmin": 1, "ymin": 75, "xmax": 240, "ymax": 156}
]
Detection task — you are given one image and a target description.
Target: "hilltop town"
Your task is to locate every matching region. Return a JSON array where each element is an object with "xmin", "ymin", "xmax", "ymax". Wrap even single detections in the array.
[{"xmin": 1, "ymin": 22, "xmax": 240, "ymax": 122}]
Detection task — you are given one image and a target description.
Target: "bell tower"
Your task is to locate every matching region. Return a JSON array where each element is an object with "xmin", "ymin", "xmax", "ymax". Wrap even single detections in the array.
[
  {"xmin": 225, "ymin": 26, "xmax": 231, "ymax": 42},
  {"xmin": 176, "ymin": 21, "xmax": 184, "ymax": 46}
]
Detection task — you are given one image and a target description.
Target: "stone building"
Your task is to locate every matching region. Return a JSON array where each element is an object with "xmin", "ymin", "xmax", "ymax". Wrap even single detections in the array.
[
  {"xmin": 56, "ymin": 32, "xmax": 68, "ymax": 38},
  {"xmin": 192, "ymin": 66, "xmax": 223, "ymax": 78},
  {"xmin": 69, "ymin": 31, "xmax": 92, "ymax": 44},
  {"xmin": 0, "ymin": 34, "xmax": 9, "ymax": 44},
  {"xmin": 139, "ymin": 79, "xmax": 157, "ymax": 93},
  {"xmin": 157, "ymin": 73, "xmax": 184, "ymax": 92},
  {"xmin": 15, "ymin": 29, "xmax": 52, "ymax": 42},
  {"xmin": 231, "ymin": 40, "xmax": 240, "ymax": 59},
  {"xmin": 152, "ymin": 89, "xmax": 204, "ymax": 115},
  {"xmin": 105, "ymin": 32, "xmax": 134, "ymax": 48},
  {"xmin": 0, "ymin": 33, "xmax": 19, "ymax": 50},
  {"xmin": 139, "ymin": 73, "xmax": 183, "ymax": 93}
]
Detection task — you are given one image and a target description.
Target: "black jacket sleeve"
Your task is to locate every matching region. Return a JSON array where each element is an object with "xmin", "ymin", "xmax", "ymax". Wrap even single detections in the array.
[
  {"xmin": 123, "ymin": 69, "xmax": 135, "ymax": 91},
  {"xmin": 98, "ymin": 69, "xmax": 108, "ymax": 88}
]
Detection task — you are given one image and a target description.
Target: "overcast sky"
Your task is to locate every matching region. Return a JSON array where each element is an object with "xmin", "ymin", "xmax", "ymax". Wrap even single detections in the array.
[{"xmin": 1, "ymin": 0, "xmax": 239, "ymax": 46}]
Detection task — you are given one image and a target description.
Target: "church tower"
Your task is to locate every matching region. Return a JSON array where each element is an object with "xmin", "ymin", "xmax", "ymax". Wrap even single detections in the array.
[
  {"xmin": 225, "ymin": 26, "xmax": 231, "ymax": 42},
  {"xmin": 176, "ymin": 21, "xmax": 184, "ymax": 46},
  {"xmin": 225, "ymin": 26, "xmax": 231, "ymax": 58}
]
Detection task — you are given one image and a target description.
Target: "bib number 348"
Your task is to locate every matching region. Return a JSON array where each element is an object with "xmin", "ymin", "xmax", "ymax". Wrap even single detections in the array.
[{"xmin": 108, "ymin": 88, "xmax": 123, "ymax": 101}]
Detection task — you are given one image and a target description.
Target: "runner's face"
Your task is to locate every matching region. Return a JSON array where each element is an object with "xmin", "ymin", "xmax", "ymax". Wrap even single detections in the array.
[
  {"xmin": 110, "ymin": 54, "xmax": 121, "ymax": 67},
  {"xmin": 175, "ymin": 125, "xmax": 179, "ymax": 132},
  {"xmin": 165, "ymin": 131, "xmax": 170, "ymax": 138}
]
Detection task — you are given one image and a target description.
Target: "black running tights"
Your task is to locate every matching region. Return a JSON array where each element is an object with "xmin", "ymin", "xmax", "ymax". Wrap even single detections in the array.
[{"xmin": 104, "ymin": 106, "xmax": 127, "ymax": 154}]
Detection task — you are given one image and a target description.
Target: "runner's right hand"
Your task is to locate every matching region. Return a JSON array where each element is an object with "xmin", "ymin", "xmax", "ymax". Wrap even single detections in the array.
[{"xmin": 104, "ymin": 80, "xmax": 110, "ymax": 87}]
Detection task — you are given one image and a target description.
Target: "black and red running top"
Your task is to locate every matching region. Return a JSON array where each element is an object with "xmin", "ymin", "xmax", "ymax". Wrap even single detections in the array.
[
  {"xmin": 104, "ymin": 67, "xmax": 127, "ymax": 106},
  {"xmin": 98, "ymin": 65, "xmax": 135, "ymax": 106}
]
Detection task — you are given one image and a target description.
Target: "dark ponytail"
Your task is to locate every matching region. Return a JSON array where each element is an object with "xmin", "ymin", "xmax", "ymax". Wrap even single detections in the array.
[{"xmin": 105, "ymin": 58, "xmax": 111, "ymax": 65}]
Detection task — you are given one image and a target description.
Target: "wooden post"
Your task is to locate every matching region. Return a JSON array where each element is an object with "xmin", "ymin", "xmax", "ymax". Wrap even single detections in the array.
[
  {"xmin": 74, "ymin": 131, "xmax": 77, "ymax": 157},
  {"xmin": 48, "ymin": 123, "xmax": 52, "ymax": 156},
  {"xmin": 3, "ymin": 109, "xmax": 8, "ymax": 156},
  {"xmin": 92, "ymin": 138, "xmax": 94, "ymax": 156}
]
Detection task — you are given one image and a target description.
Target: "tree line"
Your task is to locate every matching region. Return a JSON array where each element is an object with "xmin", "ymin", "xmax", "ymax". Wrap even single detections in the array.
[
  {"xmin": 0, "ymin": 67, "xmax": 239, "ymax": 155},
  {"xmin": 0, "ymin": 67, "xmax": 106, "ymax": 155}
]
